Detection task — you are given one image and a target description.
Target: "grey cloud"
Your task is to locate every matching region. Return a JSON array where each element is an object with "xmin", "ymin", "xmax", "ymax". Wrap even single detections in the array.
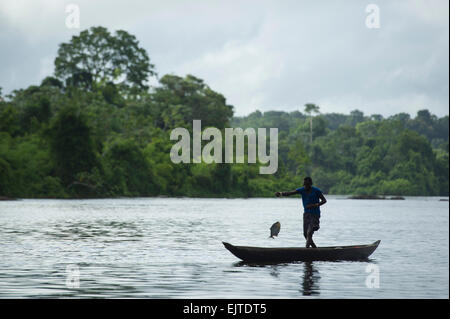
[{"xmin": 0, "ymin": 0, "xmax": 448, "ymax": 117}]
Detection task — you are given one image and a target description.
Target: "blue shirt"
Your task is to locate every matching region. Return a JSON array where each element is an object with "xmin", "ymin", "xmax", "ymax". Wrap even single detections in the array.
[{"xmin": 296, "ymin": 186, "xmax": 323, "ymax": 215}]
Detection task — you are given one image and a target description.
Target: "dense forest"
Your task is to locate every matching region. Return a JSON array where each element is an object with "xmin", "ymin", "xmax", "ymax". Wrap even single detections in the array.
[{"xmin": 0, "ymin": 27, "xmax": 448, "ymax": 198}]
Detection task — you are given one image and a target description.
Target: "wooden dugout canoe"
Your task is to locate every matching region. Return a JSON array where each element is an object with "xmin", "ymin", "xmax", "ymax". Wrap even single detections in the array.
[{"xmin": 223, "ymin": 240, "xmax": 381, "ymax": 262}]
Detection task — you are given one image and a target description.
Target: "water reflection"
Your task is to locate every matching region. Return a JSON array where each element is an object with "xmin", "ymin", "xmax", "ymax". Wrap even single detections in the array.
[
  {"xmin": 233, "ymin": 260, "xmax": 321, "ymax": 296},
  {"xmin": 301, "ymin": 262, "xmax": 320, "ymax": 296},
  {"xmin": 269, "ymin": 265, "xmax": 280, "ymax": 278}
]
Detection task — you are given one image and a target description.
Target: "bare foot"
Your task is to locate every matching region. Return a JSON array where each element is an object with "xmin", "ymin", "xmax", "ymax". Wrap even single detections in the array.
[{"xmin": 306, "ymin": 237, "xmax": 317, "ymax": 248}]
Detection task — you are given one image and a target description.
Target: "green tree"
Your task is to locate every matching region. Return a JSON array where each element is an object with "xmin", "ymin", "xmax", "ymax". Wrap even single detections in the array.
[
  {"xmin": 346, "ymin": 109, "xmax": 366, "ymax": 127},
  {"xmin": 287, "ymin": 140, "xmax": 310, "ymax": 176},
  {"xmin": 304, "ymin": 103, "xmax": 320, "ymax": 143},
  {"xmin": 47, "ymin": 105, "xmax": 99, "ymax": 187},
  {"xmin": 41, "ymin": 76, "xmax": 64, "ymax": 90},
  {"xmin": 103, "ymin": 139, "xmax": 156, "ymax": 196},
  {"xmin": 54, "ymin": 26, "xmax": 155, "ymax": 92},
  {"xmin": 0, "ymin": 157, "xmax": 12, "ymax": 196},
  {"xmin": 0, "ymin": 105, "xmax": 20, "ymax": 136},
  {"xmin": 153, "ymin": 74, "xmax": 234, "ymax": 130}
]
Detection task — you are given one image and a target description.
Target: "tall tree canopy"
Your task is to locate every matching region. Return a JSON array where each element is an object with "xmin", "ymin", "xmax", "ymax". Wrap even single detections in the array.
[
  {"xmin": 304, "ymin": 103, "xmax": 320, "ymax": 143},
  {"xmin": 152, "ymin": 74, "xmax": 234, "ymax": 130},
  {"xmin": 54, "ymin": 26, "xmax": 155, "ymax": 92}
]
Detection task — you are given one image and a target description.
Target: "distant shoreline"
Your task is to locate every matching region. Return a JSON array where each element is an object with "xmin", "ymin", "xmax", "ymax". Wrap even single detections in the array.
[
  {"xmin": 0, "ymin": 196, "xmax": 17, "ymax": 201},
  {"xmin": 347, "ymin": 195, "xmax": 406, "ymax": 200},
  {"xmin": 1, "ymin": 195, "xmax": 448, "ymax": 201}
]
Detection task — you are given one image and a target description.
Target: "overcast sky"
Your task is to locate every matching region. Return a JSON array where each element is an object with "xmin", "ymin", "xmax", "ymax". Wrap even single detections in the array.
[{"xmin": 0, "ymin": 0, "xmax": 448, "ymax": 117}]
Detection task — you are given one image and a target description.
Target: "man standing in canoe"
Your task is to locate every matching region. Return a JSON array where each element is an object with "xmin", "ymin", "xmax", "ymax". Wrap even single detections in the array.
[{"xmin": 275, "ymin": 177, "xmax": 327, "ymax": 248}]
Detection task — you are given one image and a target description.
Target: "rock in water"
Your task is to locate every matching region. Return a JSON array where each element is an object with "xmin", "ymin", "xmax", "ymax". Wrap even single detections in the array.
[{"xmin": 270, "ymin": 221, "xmax": 281, "ymax": 238}]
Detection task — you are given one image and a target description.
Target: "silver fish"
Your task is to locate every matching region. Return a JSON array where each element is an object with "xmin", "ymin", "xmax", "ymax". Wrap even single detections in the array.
[{"xmin": 269, "ymin": 221, "xmax": 281, "ymax": 238}]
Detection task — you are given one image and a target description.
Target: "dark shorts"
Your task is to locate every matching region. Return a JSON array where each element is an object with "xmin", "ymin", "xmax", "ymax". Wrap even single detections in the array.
[{"xmin": 303, "ymin": 213, "xmax": 320, "ymax": 238}]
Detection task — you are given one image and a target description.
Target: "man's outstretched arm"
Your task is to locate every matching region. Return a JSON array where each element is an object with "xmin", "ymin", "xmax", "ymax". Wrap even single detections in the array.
[{"xmin": 275, "ymin": 190, "xmax": 298, "ymax": 197}]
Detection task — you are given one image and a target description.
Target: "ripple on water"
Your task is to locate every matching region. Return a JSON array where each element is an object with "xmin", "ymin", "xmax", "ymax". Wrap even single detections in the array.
[{"xmin": 0, "ymin": 197, "xmax": 448, "ymax": 298}]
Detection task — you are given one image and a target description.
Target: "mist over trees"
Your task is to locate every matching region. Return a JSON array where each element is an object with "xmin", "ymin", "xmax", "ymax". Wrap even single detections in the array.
[{"xmin": 0, "ymin": 26, "xmax": 448, "ymax": 198}]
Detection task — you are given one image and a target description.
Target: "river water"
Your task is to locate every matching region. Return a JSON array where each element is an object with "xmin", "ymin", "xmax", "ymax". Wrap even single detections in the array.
[{"xmin": 0, "ymin": 196, "xmax": 448, "ymax": 298}]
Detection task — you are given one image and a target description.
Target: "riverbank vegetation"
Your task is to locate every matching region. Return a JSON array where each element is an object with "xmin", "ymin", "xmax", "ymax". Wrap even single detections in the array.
[{"xmin": 0, "ymin": 27, "xmax": 448, "ymax": 198}]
